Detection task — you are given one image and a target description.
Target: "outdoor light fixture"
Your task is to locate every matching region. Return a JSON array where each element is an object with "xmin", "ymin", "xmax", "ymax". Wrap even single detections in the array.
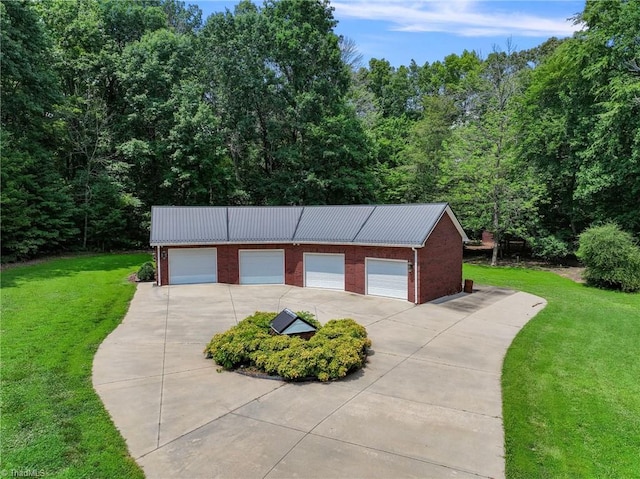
[
  {"xmin": 408, "ymin": 261, "xmax": 413, "ymax": 273},
  {"xmin": 161, "ymin": 250, "xmax": 167, "ymax": 260}
]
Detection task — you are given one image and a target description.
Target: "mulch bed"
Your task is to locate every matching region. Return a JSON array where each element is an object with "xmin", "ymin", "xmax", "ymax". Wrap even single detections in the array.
[{"xmin": 231, "ymin": 365, "xmax": 317, "ymax": 382}]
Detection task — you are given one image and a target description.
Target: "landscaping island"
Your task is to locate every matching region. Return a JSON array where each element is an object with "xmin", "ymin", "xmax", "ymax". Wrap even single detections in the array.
[{"xmin": 204, "ymin": 312, "xmax": 371, "ymax": 382}]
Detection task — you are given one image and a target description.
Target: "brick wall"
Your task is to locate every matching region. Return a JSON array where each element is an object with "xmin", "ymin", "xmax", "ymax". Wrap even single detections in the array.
[
  {"xmin": 157, "ymin": 243, "xmax": 415, "ymax": 302},
  {"xmin": 288, "ymin": 244, "xmax": 415, "ymax": 300},
  {"xmin": 217, "ymin": 244, "xmax": 415, "ymax": 301},
  {"xmin": 418, "ymin": 213, "xmax": 464, "ymax": 302},
  {"xmin": 157, "ymin": 246, "xmax": 167, "ymax": 286},
  {"xmin": 155, "ymin": 214, "xmax": 463, "ymax": 304}
]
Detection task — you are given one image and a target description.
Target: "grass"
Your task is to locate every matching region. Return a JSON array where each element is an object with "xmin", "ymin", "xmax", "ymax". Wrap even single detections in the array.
[
  {"xmin": 1, "ymin": 253, "xmax": 151, "ymax": 478},
  {"xmin": 464, "ymin": 264, "xmax": 640, "ymax": 478},
  {"xmin": 1, "ymin": 255, "xmax": 637, "ymax": 477}
]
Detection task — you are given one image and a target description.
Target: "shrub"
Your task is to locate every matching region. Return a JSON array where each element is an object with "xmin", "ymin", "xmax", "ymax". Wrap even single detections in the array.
[
  {"xmin": 204, "ymin": 312, "xmax": 371, "ymax": 381},
  {"xmin": 530, "ymin": 235, "xmax": 570, "ymax": 263},
  {"xmin": 205, "ymin": 311, "xmax": 274, "ymax": 368},
  {"xmin": 136, "ymin": 261, "xmax": 156, "ymax": 281},
  {"xmin": 576, "ymin": 223, "xmax": 640, "ymax": 293}
]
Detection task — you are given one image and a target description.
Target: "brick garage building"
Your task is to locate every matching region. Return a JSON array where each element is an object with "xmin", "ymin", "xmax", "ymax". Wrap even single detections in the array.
[{"xmin": 150, "ymin": 204, "xmax": 468, "ymax": 304}]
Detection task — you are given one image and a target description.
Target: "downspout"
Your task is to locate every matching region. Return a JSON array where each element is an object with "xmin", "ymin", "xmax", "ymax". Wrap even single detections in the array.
[
  {"xmin": 156, "ymin": 246, "xmax": 161, "ymax": 286},
  {"xmin": 412, "ymin": 247, "xmax": 419, "ymax": 305}
]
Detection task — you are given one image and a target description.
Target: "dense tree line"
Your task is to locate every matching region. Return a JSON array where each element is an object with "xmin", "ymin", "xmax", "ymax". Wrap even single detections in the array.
[{"xmin": 1, "ymin": 0, "xmax": 638, "ymax": 262}]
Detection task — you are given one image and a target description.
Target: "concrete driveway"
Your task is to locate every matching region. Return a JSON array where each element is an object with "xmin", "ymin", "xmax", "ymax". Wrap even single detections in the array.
[{"xmin": 93, "ymin": 283, "xmax": 545, "ymax": 479}]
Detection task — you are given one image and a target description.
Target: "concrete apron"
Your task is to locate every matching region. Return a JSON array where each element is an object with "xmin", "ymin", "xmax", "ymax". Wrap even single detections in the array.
[{"xmin": 92, "ymin": 283, "xmax": 546, "ymax": 479}]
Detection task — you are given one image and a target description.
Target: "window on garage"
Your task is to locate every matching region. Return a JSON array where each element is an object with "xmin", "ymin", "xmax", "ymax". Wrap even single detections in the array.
[
  {"xmin": 239, "ymin": 250, "xmax": 285, "ymax": 284},
  {"xmin": 366, "ymin": 258, "xmax": 408, "ymax": 300},
  {"xmin": 168, "ymin": 248, "xmax": 217, "ymax": 285},
  {"xmin": 304, "ymin": 253, "xmax": 345, "ymax": 290}
]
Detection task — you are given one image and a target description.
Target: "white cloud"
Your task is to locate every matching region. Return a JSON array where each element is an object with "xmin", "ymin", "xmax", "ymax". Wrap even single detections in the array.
[{"xmin": 332, "ymin": 0, "xmax": 581, "ymax": 38}]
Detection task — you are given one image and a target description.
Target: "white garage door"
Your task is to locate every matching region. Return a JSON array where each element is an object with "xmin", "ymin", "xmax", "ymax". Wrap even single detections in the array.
[
  {"xmin": 239, "ymin": 250, "xmax": 285, "ymax": 284},
  {"xmin": 169, "ymin": 248, "xmax": 217, "ymax": 285},
  {"xmin": 366, "ymin": 258, "xmax": 408, "ymax": 300},
  {"xmin": 304, "ymin": 253, "xmax": 345, "ymax": 290}
]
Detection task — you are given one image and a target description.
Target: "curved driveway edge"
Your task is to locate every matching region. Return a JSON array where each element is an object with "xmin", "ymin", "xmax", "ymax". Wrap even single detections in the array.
[{"xmin": 92, "ymin": 283, "xmax": 546, "ymax": 479}]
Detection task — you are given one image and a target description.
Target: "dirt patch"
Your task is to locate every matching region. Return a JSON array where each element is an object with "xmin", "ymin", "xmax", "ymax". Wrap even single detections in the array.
[{"xmin": 540, "ymin": 266, "xmax": 585, "ymax": 283}]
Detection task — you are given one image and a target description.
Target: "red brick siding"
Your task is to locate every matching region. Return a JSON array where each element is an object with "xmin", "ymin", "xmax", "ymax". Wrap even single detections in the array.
[
  {"xmin": 293, "ymin": 245, "xmax": 414, "ymax": 300},
  {"xmin": 156, "ymin": 214, "xmax": 464, "ymax": 303},
  {"xmin": 158, "ymin": 243, "xmax": 416, "ymax": 302},
  {"xmin": 418, "ymin": 213, "xmax": 463, "ymax": 302},
  {"xmin": 158, "ymin": 246, "xmax": 167, "ymax": 286}
]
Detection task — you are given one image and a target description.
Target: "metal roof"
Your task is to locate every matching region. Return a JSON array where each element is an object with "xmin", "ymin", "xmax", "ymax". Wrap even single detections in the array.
[
  {"xmin": 294, "ymin": 205, "xmax": 375, "ymax": 243},
  {"xmin": 354, "ymin": 203, "xmax": 448, "ymax": 246},
  {"xmin": 150, "ymin": 204, "xmax": 468, "ymax": 247},
  {"xmin": 228, "ymin": 206, "xmax": 303, "ymax": 242},
  {"xmin": 150, "ymin": 206, "xmax": 227, "ymax": 245}
]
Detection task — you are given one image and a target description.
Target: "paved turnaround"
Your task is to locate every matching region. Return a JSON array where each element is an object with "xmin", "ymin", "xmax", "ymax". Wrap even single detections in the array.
[{"xmin": 93, "ymin": 283, "xmax": 546, "ymax": 479}]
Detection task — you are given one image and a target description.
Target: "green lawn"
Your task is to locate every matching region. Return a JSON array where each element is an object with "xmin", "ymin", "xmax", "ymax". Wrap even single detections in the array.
[
  {"xmin": 464, "ymin": 264, "xmax": 640, "ymax": 478},
  {"xmin": 1, "ymin": 254, "xmax": 150, "ymax": 478},
  {"xmin": 2, "ymin": 256, "xmax": 638, "ymax": 478}
]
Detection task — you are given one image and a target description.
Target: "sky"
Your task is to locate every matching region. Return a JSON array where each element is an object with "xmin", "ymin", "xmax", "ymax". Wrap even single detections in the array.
[{"xmin": 191, "ymin": 0, "xmax": 586, "ymax": 67}]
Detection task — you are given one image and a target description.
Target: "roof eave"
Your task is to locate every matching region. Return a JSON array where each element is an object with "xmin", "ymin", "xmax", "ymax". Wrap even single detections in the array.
[
  {"xmin": 416, "ymin": 204, "xmax": 468, "ymax": 247},
  {"xmin": 150, "ymin": 240, "xmax": 226, "ymax": 247},
  {"xmin": 151, "ymin": 240, "xmax": 424, "ymax": 248},
  {"xmin": 445, "ymin": 205, "xmax": 469, "ymax": 242}
]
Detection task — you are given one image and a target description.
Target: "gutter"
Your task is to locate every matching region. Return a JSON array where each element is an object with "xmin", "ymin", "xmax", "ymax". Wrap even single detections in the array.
[
  {"xmin": 149, "ymin": 240, "xmax": 425, "ymax": 249},
  {"xmin": 412, "ymin": 246, "xmax": 420, "ymax": 304},
  {"xmin": 156, "ymin": 245, "xmax": 161, "ymax": 286}
]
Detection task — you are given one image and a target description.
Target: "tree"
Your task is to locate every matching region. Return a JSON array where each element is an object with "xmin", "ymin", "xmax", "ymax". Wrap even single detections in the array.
[
  {"xmin": 164, "ymin": 80, "xmax": 237, "ymax": 205},
  {"xmin": 417, "ymin": 50, "xmax": 483, "ymax": 110},
  {"xmin": 339, "ymin": 36, "xmax": 363, "ymax": 72},
  {"xmin": 0, "ymin": 1, "xmax": 77, "ymax": 260},
  {"xmin": 200, "ymin": 0, "xmax": 370, "ymax": 205},
  {"xmin": 578, "ymin": 0, "xmax": 640, "ymax": 234},
  {"xmin": 34, "ymin": 0, "xmax": 201, "ymax": 248},
  {"xmin": 61, "ymin": 90, "xmax": 130, "ymax": 249},
  {"xmin": 1, "ymin": 133, "xmax": 78, "ymax": 261},
  {"xmin": 363, "ymin": 59, "xmax": 420, "ymax": 119},
  {"xmin": 117, "ymin": 28, "xmax": 199, "ymax": 206},
  {"xmin": 518, "ymin": 39, "xmax": 592, "ymax": 238},
  {"xmin": 442, "ymin": 46, "xmax": 539, "ymax": 265},
  {"xmin": 161, "ymin": 0, "xmax": 202, "ymax": 34},
  {"xmin": 520, "ymin": 0, "xmax": 640, "ymax": 237},
  {"xmin": 369, "ymin": 116, "xmax": 413, "ymax": 203},
  {"xmin": 299, "ymin": 106, "xmax": 377, "ymax": 204},
  {"xmin": 401, "ymin": 95, "xmax": 458, "ymax": 203},
  {"xmin": 346, "ymin": 67, "xmax": 382, "ymax": 130},
  {"xmin": 362, "ymin": 50, "xmax": 484, "ymax": 205}
]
